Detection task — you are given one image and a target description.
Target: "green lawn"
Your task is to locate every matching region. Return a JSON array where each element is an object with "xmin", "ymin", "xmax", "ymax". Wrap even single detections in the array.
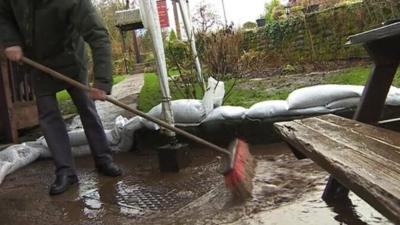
[
  {"xmin": 137, "ymin": 66, "xmax": 400, "ymax": 111},
  {"xmin": 223, "ymin": 83, "xmax": 290, "ymax": 108},
  {"xmin": 137, "ymin": 73, "xmax": 291, "ymax": 111},
  {"xmin": 325, "ymin": 66, "xmax": 400, "ymax": 86}
]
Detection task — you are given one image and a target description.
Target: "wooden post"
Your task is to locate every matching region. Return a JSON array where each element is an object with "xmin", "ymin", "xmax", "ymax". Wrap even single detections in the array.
[
  {"xmin": 119, "ymin": 29, "xmax": 130, "ymax": 74},
  {"xmin": 0, "ymin": 59, "xmax": 18, "ymax": 143},
  {"xmin": 132, "ymin": 30, "xmax": 142, "ymax": 63}
]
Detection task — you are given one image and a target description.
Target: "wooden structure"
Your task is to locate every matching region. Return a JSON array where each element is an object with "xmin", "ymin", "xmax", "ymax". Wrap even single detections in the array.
[
  {"xmin": 275, "ymin": 114, "xmax": 400, "ymax": 224},
  {"xmin": 274, "ymin": 21, "xmax": 400, "ymax": 224},
  {"xmin": 114, "ymin": 8, "xmax": 144, "ymax": 73},
  {"xmin": 0, "ymin": 55, "xmax": 38, "ymax": 143},
  {"xmin": 114, "ymin": 8, "xmax": 143, "ymax": 31}
]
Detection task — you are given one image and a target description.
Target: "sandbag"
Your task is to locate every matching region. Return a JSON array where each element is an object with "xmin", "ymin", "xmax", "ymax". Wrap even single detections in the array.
[
  {"xmin": 0, "ymin": 162, "xmax": 12, "ymax": 185},
  {"xmin": 325, "ymin": 86, "xmax": 400, "ymax": 109},
  {"xmin": 146, "ymin": 99, "xmax": 206, "ymax": 124},
  {"xmin": 39, "ymin": 129, "xmax": 121, "ymax": 148},
  {"xmin": 202, "ymin": 77, "xmax": 224, "ymax": 114},
  {"xmin": 287, "ymin": 85, "xmax": 364, "ymax": 110},
  {"xmin": 40, "ymin": 116, "xmax": 126, "ymax": 148},
  {"xmin": 326, "ymin": 97, "xmax": 360, "ymax": 109},
  {"xmin": 245, "ymin": 100, "xmax": 289, "ymax": 119},
  {"xmin": 286, "ymin": 106, "xmax": 333, "ymax": 116},
  {"xmin": 118, "ymin": 116, "xmax": 144, "ymax": 151},
  {"xmin": 0, "ymin": 142, "xmax": 45, "ymax": 185},
  {"xmin": 212, "ymin": 79, "xmax": 225, "ymax": 108},
  {"xmin": 386, "ymin": 86, "xmax": 400, "ymax": 106},
  {"xmin": 203, "ymin": 106, "xmax": 247, "ymax": 122}
]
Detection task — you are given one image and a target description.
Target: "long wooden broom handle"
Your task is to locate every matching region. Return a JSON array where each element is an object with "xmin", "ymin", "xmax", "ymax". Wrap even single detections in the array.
[{"xmin": 21, "ymin": 56, "xmax": 231, "ymax": 156}]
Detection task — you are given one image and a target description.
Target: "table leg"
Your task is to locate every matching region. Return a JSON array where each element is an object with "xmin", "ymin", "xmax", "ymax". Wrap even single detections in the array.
[{"xmin": 354, "ymin": 63, "xmax": 399, "ymax": 123}]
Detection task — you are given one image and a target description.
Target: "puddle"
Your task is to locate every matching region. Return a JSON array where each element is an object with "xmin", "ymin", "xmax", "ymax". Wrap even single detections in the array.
[{"xmin": 0, "ymin": 143, "xmax": 394, "ymax": 225}]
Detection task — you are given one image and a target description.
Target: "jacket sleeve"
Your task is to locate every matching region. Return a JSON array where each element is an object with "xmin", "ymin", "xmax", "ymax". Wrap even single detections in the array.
[
  {"xmin": 0, "ymin": 0, "xmax": 22, "ymax": 48},
  {"xmin": 70, "ymin": 0, "xmax": 113, "ymax": 94}
]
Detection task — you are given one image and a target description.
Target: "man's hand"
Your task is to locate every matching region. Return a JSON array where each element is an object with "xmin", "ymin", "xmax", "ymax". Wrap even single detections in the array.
[
  {"xmin": 4, "ymin": 46, "xmax": 23, "ymax": 62},
  {"xmin": 89, "ymin": 88, "xmax": 106, "ymax": 101}
]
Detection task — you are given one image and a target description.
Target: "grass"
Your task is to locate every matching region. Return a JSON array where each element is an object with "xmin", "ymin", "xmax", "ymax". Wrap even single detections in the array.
[
  {"xmin": 137, "ymin": 73, "xmax": 164, "ymax": 112},
  {"xmin": 137, "ymin": 72, "xmax": 204, "ymax": 112},
  {"xmin": 325, "ymin": 66, "xmax": 400, "ymax": 86},
  {"xmin": 137, "ymin": 66, "xmax": 400, "ymax": 111},
  {"xmin": 57, "ymin": 75, "xmax": 128, "ymax": 115},
  {"xmin": 137, "ymin": 72, "xmax": 291, "ymax": 111},
  {"xmin": 223, "ymin": 80, "xmax": 290, "ymax": 108}
]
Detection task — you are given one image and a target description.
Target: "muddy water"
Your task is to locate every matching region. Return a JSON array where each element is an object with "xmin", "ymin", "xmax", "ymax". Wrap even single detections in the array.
[{"xmin": 0, "ymin": 143, "xmax": 394, "ymax": 225}]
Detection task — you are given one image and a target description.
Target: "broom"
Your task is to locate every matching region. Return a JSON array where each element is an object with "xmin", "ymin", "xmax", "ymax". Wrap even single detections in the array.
[{"xmin": 21, "ymin": 56, "xmax": 256, "ymax": 199}]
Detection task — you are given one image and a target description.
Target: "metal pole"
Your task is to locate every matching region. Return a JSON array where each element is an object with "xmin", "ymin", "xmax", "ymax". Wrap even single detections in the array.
[
  {"xmin": 221, "ymin": 0, "xmax": 228, "ymax": 27},
  {"xmin": 177, "ymin": 0, "xmax": 206, "ymax": 91},
  {"xmin": 172, "ymin": 0, "xmax": 182, "ymax": 40},
  {"xmin": 139, "ymin": 0, "xmax": 175, "ymax": 136}
]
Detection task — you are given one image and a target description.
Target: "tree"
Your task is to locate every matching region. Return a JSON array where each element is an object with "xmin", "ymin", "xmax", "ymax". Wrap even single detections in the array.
[{"xmin": 192, "ymin": 1, "xmax": 222, "ymax": 33}]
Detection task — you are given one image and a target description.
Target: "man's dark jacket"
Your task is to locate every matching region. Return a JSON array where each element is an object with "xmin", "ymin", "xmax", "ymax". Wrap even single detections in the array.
[{"xmin": 0, "ymin": 0, "xmax": 112, "ymax": 96}]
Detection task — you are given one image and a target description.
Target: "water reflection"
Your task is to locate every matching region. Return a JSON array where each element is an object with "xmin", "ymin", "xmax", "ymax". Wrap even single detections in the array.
[{"xmin": 78, "ymin": 176, "xmax": 147, "ymax": 219}]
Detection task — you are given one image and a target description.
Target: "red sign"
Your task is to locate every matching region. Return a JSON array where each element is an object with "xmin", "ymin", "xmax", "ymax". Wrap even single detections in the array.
[{"xmin": 157, "ymin": 0, "xmax": 169, "ymax": 28}]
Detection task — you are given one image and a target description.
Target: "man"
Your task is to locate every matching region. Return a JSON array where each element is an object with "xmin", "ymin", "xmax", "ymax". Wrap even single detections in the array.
[{"xmin": 0, "ymin": 0, "xmax": 122, "ymax": 195}]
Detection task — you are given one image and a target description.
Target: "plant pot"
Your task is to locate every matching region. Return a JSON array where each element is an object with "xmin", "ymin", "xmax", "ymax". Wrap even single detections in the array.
[{"xmin": 256, "ymin": 18, "xmax": 266, "ymax": 27}]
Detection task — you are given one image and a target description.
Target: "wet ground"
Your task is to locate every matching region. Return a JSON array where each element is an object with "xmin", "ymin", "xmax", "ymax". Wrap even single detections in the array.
[{"xmin": 0, "ymin": 143, "xmax": 394, "ymax": 225}]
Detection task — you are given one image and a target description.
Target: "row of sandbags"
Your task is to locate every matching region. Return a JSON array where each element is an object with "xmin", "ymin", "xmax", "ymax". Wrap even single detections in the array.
[{"xmin": 117, "ymin": 84, "xmax": 400, "ymax": 150}]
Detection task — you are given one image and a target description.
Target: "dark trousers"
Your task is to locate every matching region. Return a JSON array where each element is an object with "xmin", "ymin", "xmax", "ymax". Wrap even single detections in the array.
[{"xmin": 36, "ymin": 86, "xmax": 113, "ymax": 176}]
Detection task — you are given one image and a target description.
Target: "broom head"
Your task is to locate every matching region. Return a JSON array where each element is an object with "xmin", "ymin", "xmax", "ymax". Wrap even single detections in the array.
[{"xmin": 222, "ymin": 139, "xmax": 255, "ymax": 199}]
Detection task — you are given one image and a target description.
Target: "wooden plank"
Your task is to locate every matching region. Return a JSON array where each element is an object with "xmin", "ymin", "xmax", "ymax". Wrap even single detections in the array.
[
  {"xmin": 347, "ymin": 22, "xmax": 400, "ymax": 45},
  {"xmin": 322, "ymin": 114, "xmax": 400, "ymax": 147},
  {"xmin": 274, "ymin": 115, "xmax": 400, "ymax": 224},
  {"xmin": 279, "ymin": 117, "xmax": 400, "ymax": 187},
  {"xmin": 300, "ymin": 116, "xmax": 400, "ymax": 165}
]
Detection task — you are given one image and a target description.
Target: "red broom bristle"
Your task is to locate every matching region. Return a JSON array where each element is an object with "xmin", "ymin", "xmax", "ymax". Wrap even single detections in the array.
[{"xmin": 224, "ymin": 139, "xmax": 255, "ymax": 199}]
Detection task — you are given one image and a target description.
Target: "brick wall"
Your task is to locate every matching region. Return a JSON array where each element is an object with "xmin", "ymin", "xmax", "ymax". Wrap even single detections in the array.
[{"xmin": 242, "ymin": 0, "xmax": 400, "ymax": 65}]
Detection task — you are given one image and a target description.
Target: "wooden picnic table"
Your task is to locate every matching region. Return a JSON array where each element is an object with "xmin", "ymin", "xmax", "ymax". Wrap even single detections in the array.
[
  {"xmin": 274, "ymin": 21, "xmax": 400, "ymax": 224},
  {"xmin": 324, "ymin": 21, "xmax": 400, "ymax": 199}
]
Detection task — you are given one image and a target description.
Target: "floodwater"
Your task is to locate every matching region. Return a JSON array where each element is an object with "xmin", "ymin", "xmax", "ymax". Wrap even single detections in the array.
[{"xmin": 0, "ymin": 143, "xmax": 394, "ymax": 225}]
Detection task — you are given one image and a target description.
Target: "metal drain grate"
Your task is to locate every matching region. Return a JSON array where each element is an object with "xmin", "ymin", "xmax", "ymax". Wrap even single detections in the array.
[
  {"xmin": 118, "ymin": 164, "xmax": 222, "ymax": 216},
  {"xmin": 81, "ymin": 161, "xmax": 223, "ymax": 218}
]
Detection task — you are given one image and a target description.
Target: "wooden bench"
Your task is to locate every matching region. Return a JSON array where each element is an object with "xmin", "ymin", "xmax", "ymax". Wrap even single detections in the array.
[{"xmin": 274, "ymin": 114, "xmax": 400, "ymax": 224}]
